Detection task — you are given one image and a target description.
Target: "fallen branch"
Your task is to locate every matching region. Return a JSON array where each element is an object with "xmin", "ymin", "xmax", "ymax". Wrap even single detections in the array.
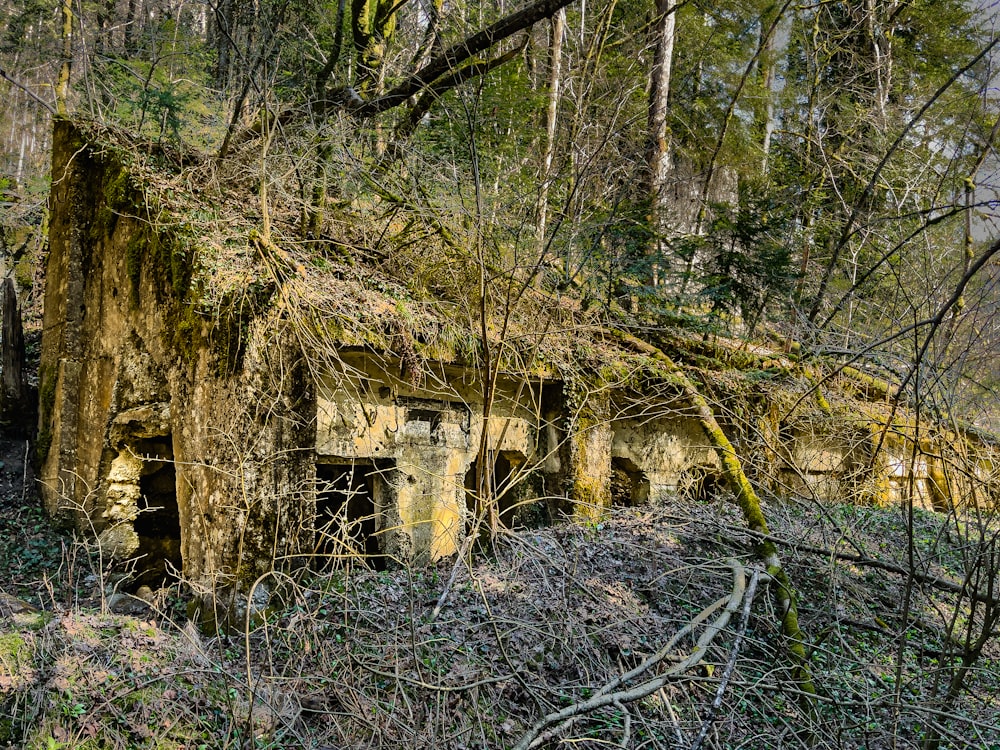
[
  {"xmin": 690, "ymin": 566, "xmax": 764, "ymax": 750},
  {"xmin": 607, "ymin": 328, "xmax": 817, "ymax": 698},
  {"xmin": 513, "ymin": 558, "xmax": 747, "ymax": 750}
]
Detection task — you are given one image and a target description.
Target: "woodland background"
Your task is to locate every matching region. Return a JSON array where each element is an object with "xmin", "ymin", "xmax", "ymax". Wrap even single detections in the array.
[
  {"xmin": 4, "ymin": 1, "xmax": 1000, "ymax": 749},
  {"xmin": 3, "ymin": 0, "xmax": 1000, "ymax": 417}
]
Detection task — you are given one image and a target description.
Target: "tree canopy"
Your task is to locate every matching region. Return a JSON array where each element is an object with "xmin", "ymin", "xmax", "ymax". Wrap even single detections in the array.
[{"xmin": 1, "ymin": 0, "xmax": 999, "ymax": 423}]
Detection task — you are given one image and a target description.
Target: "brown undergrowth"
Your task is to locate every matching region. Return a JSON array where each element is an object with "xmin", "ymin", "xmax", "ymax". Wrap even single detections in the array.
[{"xmin": 2, "ymin": 493, "xmax": 1000, "ymax": 749}]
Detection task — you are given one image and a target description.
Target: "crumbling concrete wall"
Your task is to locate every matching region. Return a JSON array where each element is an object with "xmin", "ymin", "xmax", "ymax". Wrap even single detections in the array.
[
  {"xmin": 775, "ymin": 420, "xmax": 963, "ymax": 511},
  {"xmin": 40, "ymin": 122, "xmax": 984, "ymax": 611},
  {"xmin": 315, "ymin": 353, "xmax": 551, "ymax": 563},
  {"xmin": 41, "ymin": 115, "xmax": 562, "ymax": 595},
  {"xmin": 612, "ymin": 415, "xmax": 720, "ymax": 502},
  {"xmin": 40, "ymin": 122, "xmax": 315, "ymax": 603}
]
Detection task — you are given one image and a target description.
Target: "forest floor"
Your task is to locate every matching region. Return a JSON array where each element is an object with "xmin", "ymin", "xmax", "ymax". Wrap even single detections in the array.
[{"xmin": 2, "ymin": 465, "xmax": 1000, "ymax": 750}]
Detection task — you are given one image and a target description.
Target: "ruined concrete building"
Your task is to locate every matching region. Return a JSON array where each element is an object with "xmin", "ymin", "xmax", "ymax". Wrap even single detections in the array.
[{"xmin": 38, "ymin": 122, "xmax": 979, "ymax": 610}]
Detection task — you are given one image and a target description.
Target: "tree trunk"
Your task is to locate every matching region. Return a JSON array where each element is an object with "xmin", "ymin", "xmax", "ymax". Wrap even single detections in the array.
[
  {"xmin": 609, "ymin": 328, "xmax": 817, "ymax": 698},
  {"xmin": 124, "ymin": 0, "xmax": 138, "ymax": 54},
  {"xmin": 214, "ymin": 0, "xmax": 236, "ymax": 88},
  {"xmin": 645, "ymin": 0, "xmax": 675, "ymax": 285},
  {"xmin": 535, "ymin": 8, "xmax": 565, "ymax": 256},
  {"xmin": 56, "ymin": 0, "xmax": 73, "ymax": 117},
  {"xmin": 0, "ymin": 278, "xmax": 26, "ymax": 432},
  {"xmin": 352, "ymin": 0, "xmax": 398, "ymax": 96},
  {"xmin": 757, "ymin": 6, "xmax": 786, "ymax": 173}
]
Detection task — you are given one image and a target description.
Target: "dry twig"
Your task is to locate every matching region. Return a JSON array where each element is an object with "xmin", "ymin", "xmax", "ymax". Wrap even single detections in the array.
[{"xmin": 512, "ymin": 558, "xmax": 748, "ymax": 750}]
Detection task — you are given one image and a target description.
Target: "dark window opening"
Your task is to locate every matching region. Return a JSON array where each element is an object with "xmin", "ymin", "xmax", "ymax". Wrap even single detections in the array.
[
  {"xmin": 540, "ymin": 382, "xmax": 563, "ymax": 416},
  {"xmin": 611, "ymin": 457, "xmax": 650, "ymax": 506},
  {"xmin": 314, "ymin": 462, "xmax": 384, "ymax": 571},
  {"xmin": 465, "ymin": 451, "xmax": 530, "ymax": 529},
  {"xmin": 407, "ymin": 408, "xmax": 442, "ymax": 431},
  {"xmin": 494, "ymin": 451, "xmax": 518, "ymax": 524},
  {"xmin": 132, "ymin": 437, "xmax": 182, "ymax": 589},
  {"xmin": 680, "ymin": 464, "xmax": 724, "ymax": 503},
  {"xmin": 464, "ymin": 461, "xmax": 478, "ymax": 519}
]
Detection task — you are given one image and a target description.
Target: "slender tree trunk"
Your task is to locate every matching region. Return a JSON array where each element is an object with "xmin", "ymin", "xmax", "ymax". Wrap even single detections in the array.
[
  {"xmin": 15, "ymin": 132, "xmax": 26, "ymax": 188},
  {"xmin": 214, "ymin": 0, "xmax": 236, "ymax": 89},
  {"xmin": 757, "ymin": 6, "xmax": 785, "ymax": 173},
  {"xmin": 645, "ymin": 0, "xmax": 675, "ymax": 286},
  {"xmin": 56, "ymin": 0, "xmax": 73, "ymax": 117},
  {"xmin": 535, "ymin": 9, "xmax": 565, "ymax": 256},
  {"xmin": 316, "ymin": 0, "xmax": 349, "ymax": 98},
  {"xmin": 865, "ymin": 0, "xmax": 891, "ymax": 125},
  {"xmin": 124, "ymin": 0, "xmax": 138, "ymax": 56},
  {"xmin": 305, "ymin": 142, "xmax": 333, "ymax": 237}
]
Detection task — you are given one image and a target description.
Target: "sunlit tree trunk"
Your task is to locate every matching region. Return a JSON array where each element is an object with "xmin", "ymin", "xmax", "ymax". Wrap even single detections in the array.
[
  {"xmin": 352, "ymin": 0, "xmax": 399, "ymax": 95},
  {"xmin": 535, "ymin": 8, "xmax": 565, "ymax": 256},
  {"xmin": 757, "ymin": 5, "xmax": 786, "ymax": 173},
  {"xmin": 645, "ymin": 0, "xmax": 675, "ymax": 286},
  {"xmin": 56, "ymin": 0, "xmax": 73, "ymax": 117}
]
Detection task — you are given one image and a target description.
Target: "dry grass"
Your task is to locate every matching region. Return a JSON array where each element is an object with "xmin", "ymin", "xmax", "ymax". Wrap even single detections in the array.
[{"xmin": 3, "ymin": 493, "xmax": 1000, "ymax": 749}]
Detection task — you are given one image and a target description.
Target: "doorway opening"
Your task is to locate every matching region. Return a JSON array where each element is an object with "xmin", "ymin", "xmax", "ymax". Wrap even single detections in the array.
[
  {"xmin": 314, "ymin": 461, "xmax": 384, "ymax": 570},
  {"xmin": 464, "ymin": 451, "xmax": 530, "ymax": 528},
  {"xmin": 680, "ymin": 464, "xmax": 724, "ymax": 502},
  {"xmin": 611, "ymin": 457, "xmax": 650, "ymax": 506},
  {"xmin": 131, "ymin": 437, "xmax": 182, "ymax": 588}
]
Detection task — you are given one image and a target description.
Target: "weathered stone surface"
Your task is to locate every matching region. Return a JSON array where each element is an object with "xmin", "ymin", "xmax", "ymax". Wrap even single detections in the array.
[
  {"xmin": 612, "ymin": 416, "xmax": 719, "ymax": 503},
  {"xmin": 39, "ymin": 122, "xmax": 981, "ymax": 610},
  {"xmin": 98, "ymin": 524, "xmax": 141, "ymax": 559}
]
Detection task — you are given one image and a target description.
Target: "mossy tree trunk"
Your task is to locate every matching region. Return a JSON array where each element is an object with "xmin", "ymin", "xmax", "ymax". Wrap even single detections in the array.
[
  {"xmin": 56, "ymin": 0, "xmax": 73, "ymax": 116},
  {"xmin": 611, "ymin": 329, "xmax": 817, "ymax": 697}
]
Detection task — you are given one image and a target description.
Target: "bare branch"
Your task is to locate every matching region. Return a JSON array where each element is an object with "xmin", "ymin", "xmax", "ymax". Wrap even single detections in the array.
[
  {"xmin": 513, "ymin": 559, "xmax": 748, "ymax": 750},
  {"xmin": 0, "ymin": 68, "xmax": 56, "ymax": 114},
  {"xmin": 354, "ymin": 0, "xmax": 578, "ymax": 117}
]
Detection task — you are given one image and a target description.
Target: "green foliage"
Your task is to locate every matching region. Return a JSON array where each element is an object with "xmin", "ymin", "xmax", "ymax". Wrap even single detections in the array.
[
  {"xmin": 674, "ymin": 179, "xmax": 794, "ymax": 331},
  {"xmin": 774, "ymin": 0, "xmax": 990, "ymax": 325},
  {"xmin": 87, "ymin": 19, "xmax": 217, "ymax": 146},
  {"xmin": 0, "ymin": 0, "xmax": 51, "ymax": 54},
  {"xmin": 669, "ymin": 0, "xmax": 768, "ymax": 166}
]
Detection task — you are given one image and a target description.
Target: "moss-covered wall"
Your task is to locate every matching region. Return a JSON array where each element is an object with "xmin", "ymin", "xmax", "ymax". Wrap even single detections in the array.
[
  {"xmin": 41, "ymin": 121, "xmax": 315, "ymax": 602},
  {"xmin": 40, "ymin": 121, "xmax": 988, "ymax": 613}
]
